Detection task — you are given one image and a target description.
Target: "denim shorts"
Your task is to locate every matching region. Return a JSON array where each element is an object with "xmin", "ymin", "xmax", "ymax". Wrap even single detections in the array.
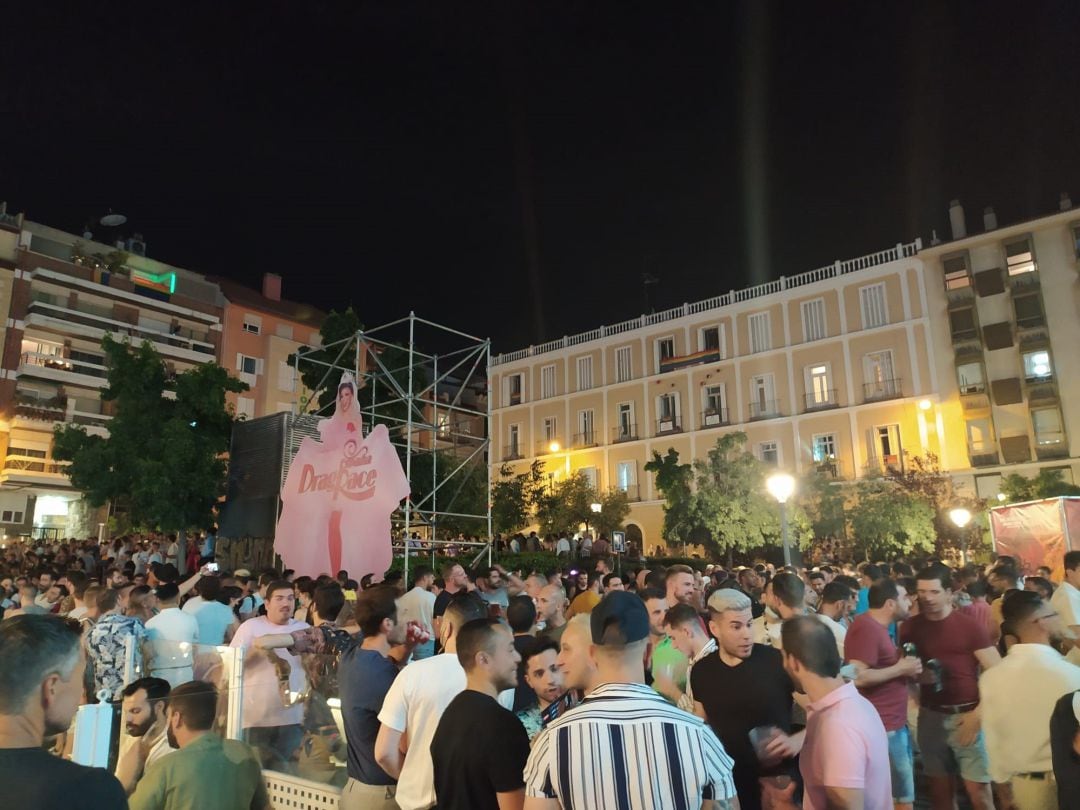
[
  {"xmin": 886, "ymin": 726, "xmax": 915, "ymax": 803},
  {"xmin": 916, "ymin": 708, "xmax": 991, "ymax": 783}
]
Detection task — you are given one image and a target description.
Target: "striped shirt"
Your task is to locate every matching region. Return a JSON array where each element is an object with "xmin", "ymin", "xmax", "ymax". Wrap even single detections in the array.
[{"xmin": 523, "ymin": 682, "xmax": 737, "ymax": 809}]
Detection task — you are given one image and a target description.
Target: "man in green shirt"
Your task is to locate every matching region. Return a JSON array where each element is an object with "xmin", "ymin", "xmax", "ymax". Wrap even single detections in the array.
[{"xmin": 129, "ymin": 681, "xmax": 269, "ymax": 810}]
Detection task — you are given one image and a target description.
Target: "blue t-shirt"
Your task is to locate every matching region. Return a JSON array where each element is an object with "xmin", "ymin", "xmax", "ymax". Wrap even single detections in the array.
[
  {"xmin": 853, "ymin": 586, "xmax": 870, "ymax": 617},
  {"xmin": 339, "ymin": 646, "xmax": 400, "ymax": 785}
]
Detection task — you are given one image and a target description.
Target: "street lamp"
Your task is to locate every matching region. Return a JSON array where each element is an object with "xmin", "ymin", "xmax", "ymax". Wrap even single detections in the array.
[
  {"xmin": 766, "ymin": 472, "xmax": 796, "ymax": 567},
  {"xmin": 949, "ymin": 507, "xmax": 972, "ymax": 565},
  {"xmin": 549, "ymin": 441, "xmax": 560, "ymax": 454}
]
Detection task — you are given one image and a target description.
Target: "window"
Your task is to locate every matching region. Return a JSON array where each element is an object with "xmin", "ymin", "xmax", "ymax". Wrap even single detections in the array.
[
  {"xmin": 859, "ymin": 283, "xmax": 888, "ymax": 329},
  {"xmin": 577, "ymin": 410, "xmax": 595, "ymax": 445},
  {"xmin": 275, "ymin": 323, "xmax": 294, "ymax": 340},
  {"xmin": 576, "ymin": 356, "xmax": 594, "ymax": 391},
  {"xmin": 0, "ymin": 510, "xmax": 24, "ymax": 523},
  {"xmin": 949, "ymin": 307, "xmax": 978, "ymax": 341},
  {"xmin": 957, "ymin": 362, "xmax": 985, "ymax": 394},
  {"xmin": 812, "ymin": 434, "xmax": 837, "ymax": 462},
  {"xmin": 749, "ymin": 374, "xmax": 776, "ymax": 418},
  {"xmin": 1073, "ymin": 222, "xmax": 1080, "ymax": 260},
  {"xmin": 801, "ymin": 299, "xmax": 827, "ymax": 342},
  {"xmin": 703, "ymin": 384, "xmax": 726, "ymax": 423},
  {"xmin": 657, "ymin": 393, "xmax": 679, "ymax": 430},
  {"xmin": 277, "ymin": 361, "xmax": 295, "ymax": 392},
  {"xmin": 541, "ymin": 365, "xmax": 557, "ymax": 399},
  {"xmin": 615, "ymin": 346, "xmax": 633, "ymax": 382},
  {"xmin": 1033, "ymin": 408, "xmax": 1064, "ymax": 445},
  {"xmin": 758, "ymin": 441, "xmax": 779, "ymax": 466},
  {"xmin": 580, "ymin": 467, "xmax": 598, "ymax": 489},
  {"xmin": 1013, "ymin": 294, "xmax": 1044, "ymax": 328},
  {"xmin": 656, "ymin": 337, "xmax": 675, "ymax": 372},
  {"xmin": 242, "ymin": 314, "xmax": 262, "ymax": 335},
  {"xmin": 805, "ymin": 364, "xmax": 832, "ymax": 407},
  {"xmin": 236, "ymin": 354, "xmax": 262, "ymax": 376},
  {"xmin": 543, "ymin": 417, "xmax": 557, "ymax": 442},
  {"xmin": 748, "ymin": 312, "xmax": 771, "ymax": 353},
  {"xmin": 1005, "ymin": 237, "xmax": 1036, "ymax": 276},
  {"xmin": 864, "ymin": 350, "xmax": 895, "ymax": 385},
  {"xmin": 505, "ymin": 373, "xmax": 523, "ymax": 407},
  {"xmin": 236, "ymin": 397, "xmax": 255, "ymax": 420},
  {"xmin": 616, "ymin": 402, "xmax": 634, "ymax": 439},
  {"xmin": 617, "ymin": 461, "xmax": 636, "ymax": 491},
  {"xmin": 872, "ymin": 424, "xmax": 902, "ymax": 465},
  {"xmin": 943, "ymin": 254, "xmax": 971, "ymax": 290},
  {"xmin": 966, "ymin": 419, "xmax": 993, "ymax": 454},
  {"xmin": 1022, "ymin": 350, "xmax": 1052, "ymax": 382},
  {"xmin": 508, "ymin": 424, "xmax": 521, "ymax": 457},
  {"xmin": 700, "ymin": 326, "xmax": 722, "ymax": 353}
]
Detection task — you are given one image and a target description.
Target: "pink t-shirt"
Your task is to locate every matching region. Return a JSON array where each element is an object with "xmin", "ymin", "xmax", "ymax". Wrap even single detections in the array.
[{"xmin": 801, "ymin": 682, "xmax": 892, "ymax": 810}]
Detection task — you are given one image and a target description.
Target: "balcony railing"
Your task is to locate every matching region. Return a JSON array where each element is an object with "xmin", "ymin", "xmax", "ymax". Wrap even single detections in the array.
[
  {"xmin": 700, "ymin": 409, "xmax": 729, "ymax": 429},
  {"xmin": 13, "ymin": 400, "xmax": 67, "ymax": 422},
  {"xmin": 968, "ymin": 441, "xmax": 999, "ymax": 467},
  {"xmin": 654, "ymin": 417, "xmax": 682, "ymax": 436},
  {"xmin": 749, "ymin": 400, "xmax": 781, "ymax": 421},
  {"xmin": 612, "ymin": 424, "xmax": 639, "ymax": 443},
  {"xmin": 865, "ymin": 453, "xmax": 903, "ymax": 474},
  {"xmin": 618, "ymin": 484, "xmax": 641, "ymax": 502},
  {"xmin": 27, "ymin": 298, "xmax": 215, "ymax": 357},
  {"xmin": 1034, "ymin": 435, "xmax": 1069, "ymax": 460},
  {"xmin": 804, "ymin": 390, "xmax": 838, "ymax": 412},
  {"xmin": 19, "ymin": 351, "xmax": 107, "ymax": 379},
  {"xmin": 536, "ymin": 440, "xmax": 562, "ymax": 456},
  {"xmin": 811, "ymin": 457, "xmax": 847, "ymax": 480},
  {"xmin": 572, "ymin": 431, "xmax": 598, "ymax": 449},
  {"xmin": 864, "ymin": 378, "xmax": 902, "ymax": 402},
  {"xmin": 3, "ymin": 454, "xmax": 66, "ymax": 475},
  {"xmin": 501, "ymin": 446, "xmax": 524, "ymax": 462}
]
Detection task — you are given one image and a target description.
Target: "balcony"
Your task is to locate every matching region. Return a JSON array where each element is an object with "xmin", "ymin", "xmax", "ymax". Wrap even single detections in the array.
[
  {"xmin": 811, "ymin": 457, "xmax": 847, "ymax": 480},
  {"xmin": 536, "ymin": 440, "xmax": 562, "ymax": 456},
  {"xmin": 572, "ymin": 431, "xmax": 598, "ymax": 449},
  {"xmin": 968, "ymin": 441, "xmax": 999, "ymax": 468},
  {"xmin": 959, "ymin": 385, "xmax": 991, "ymax": 413},
  {"xmin": 501, "ymin": 446, "xmax": 524, "ymax": 462},
  {"xmin": 748, "ymin": 400, "xmax": 782, "ymax": 421},
  {"xmin": 18, "ymin": 351, "xmax": 108, "ymax": 386},
  {"xmin": 864, "ymin": 378, "xmax": 902, "ymax": 403},
  {"xmin": 865, "ymin": 454, "xmax": 903, "ymax": 475},
  {"xmin": 700, "ymin": 409, "xmax": 729, "ymax": 430},
  {"xmin": 13, "ymin": 396, "xmax": 67, "ymax": 423},
  {"xmin": 1008, "ymin": 268, "xmax": 1041, "ymax": 291},
  {"xmin": 2, "ymin": 454, "xmax": 67, "ymax": 479},
  {"xmin": 618, "ymin": 484, "xmax": 641, "ymax": 502},
  {"xmin": 1034, "ymin": 434, "xmax": 1069, "ymax": 460},
  {"xmin": 654, "ymin": 417, "xmax": 682, "ymax": 437},
  {"xmin": 611, "ymin": 424, "xmax": 639, "ymax": 443},
  {"xmin": 26, "ymin": 298, "xmax": 215, "ymax": 362},
  {"xmin": 1025, "ymin": 376, "xmax": 1058, "ymax": 404},
  {"xmin": 804, "ymin": 390, "xmax": 838, "ymax": 412}
]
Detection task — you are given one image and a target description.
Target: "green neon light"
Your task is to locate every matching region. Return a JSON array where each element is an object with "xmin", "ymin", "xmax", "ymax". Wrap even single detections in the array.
[{"xmin": 131, "ymin": 269, "xmax": 177, "ymax": 294}]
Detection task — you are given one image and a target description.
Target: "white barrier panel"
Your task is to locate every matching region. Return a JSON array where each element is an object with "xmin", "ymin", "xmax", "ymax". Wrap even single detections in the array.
[
  {"xmin": 264, "ymin": 771, "xmax": 341, "ymax": 810},
  {"xmin": 71, "ymin": 699, "xmax": 113, "ymax": 768}
]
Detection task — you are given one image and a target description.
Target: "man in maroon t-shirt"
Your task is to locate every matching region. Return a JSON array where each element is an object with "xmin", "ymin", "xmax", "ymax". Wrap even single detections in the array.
[
  {"xmin": 899, "ymin": 564, "xmax": 1000, "ymax": 810},
  {"xmin": 845, "ymin": 578, "xmax": 922, "ymax": 810}
]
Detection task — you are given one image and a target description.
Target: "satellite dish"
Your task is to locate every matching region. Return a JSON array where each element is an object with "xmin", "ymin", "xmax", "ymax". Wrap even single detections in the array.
[{"xmin": 99, "ymin": 211, "xmax": 127, "ymax": 227}]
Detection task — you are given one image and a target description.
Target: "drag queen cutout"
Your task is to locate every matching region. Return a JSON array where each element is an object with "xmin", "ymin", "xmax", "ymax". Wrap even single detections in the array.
[{"xmin": 275, "ymin": 372, "xmax": 409, "ymax": 579}]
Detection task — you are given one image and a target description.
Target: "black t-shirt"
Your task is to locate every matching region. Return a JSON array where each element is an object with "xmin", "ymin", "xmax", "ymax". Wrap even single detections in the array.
[
  {"xmin": 1051, "ymin": 690, "xmax": 1080, "ymax": 807},
  {"xmin": 512, "ymin": 634, "xmax": 538, "ymax": 712},
  {"xmin": 430, "ymin": 690, "xmax": 530, "ymax": 810},
  {"xmin": 0, "ymin": 747, "xmax": 127, "ymax": 810},
  {"xmin": 690, "ymin": 644, "xmax": 798, "ymax": 810},
  {"xmin": 433, "ymin": 589, "xmax": 454, "ymax": 618}
]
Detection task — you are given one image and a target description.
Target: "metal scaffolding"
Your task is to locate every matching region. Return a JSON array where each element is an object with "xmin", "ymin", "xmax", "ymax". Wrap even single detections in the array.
[{"xmin": 291, "ymin": 313, "xmax": 492, "ymax": 586}]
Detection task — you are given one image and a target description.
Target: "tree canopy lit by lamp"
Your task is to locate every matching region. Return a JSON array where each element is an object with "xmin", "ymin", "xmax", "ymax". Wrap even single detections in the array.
[
  {"xmin": 949, "ymin": 507, "xmax": 973, "ymax": 564},
  {"xmin": 766, "ymin": 472, "xmax": 796, "ymax": 566}
]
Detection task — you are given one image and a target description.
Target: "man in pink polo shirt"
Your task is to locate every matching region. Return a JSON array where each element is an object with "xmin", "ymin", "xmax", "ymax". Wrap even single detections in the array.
[{"xmin": 782, "ymin": 616, "xmax": 891, "ymax": 810}]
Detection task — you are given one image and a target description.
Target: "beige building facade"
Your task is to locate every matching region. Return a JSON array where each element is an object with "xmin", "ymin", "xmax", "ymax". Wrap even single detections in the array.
[{"xmin": 490, "ymin": 205, "xmax": 1080, "ymax": 552}]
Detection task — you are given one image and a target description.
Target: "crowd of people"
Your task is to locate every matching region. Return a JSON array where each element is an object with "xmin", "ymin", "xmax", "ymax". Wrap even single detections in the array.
[{"xmin": 1, "ymin": 531, "xmax": 1080, "ymax": 810}]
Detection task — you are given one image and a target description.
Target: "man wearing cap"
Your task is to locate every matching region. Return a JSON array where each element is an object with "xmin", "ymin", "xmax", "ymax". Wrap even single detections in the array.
[{"xmin": 523, "ymin": 591, "xmax": 737, "ymax": 809}]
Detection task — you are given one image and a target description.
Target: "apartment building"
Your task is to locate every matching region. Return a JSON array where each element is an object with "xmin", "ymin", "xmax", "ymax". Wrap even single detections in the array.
[
  {"xmin": 0, "ymin": 219, "xmax": 225, "ymax": 538},
  {"xmin": 212, "ymin": 274, "xmax": 323, "ymax": 421},
  {"xmin": 921, "ymin": 199, "xmax": 1080, "ymax": 499},
  {"xmin": 490, "ymin": 240, "xmax": 958, "ymax": 549}
]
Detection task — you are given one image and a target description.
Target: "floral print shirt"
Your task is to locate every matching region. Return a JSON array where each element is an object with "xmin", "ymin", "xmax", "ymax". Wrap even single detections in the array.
[{"xmin": 86, "ymin": 613, "xmax": 147, "ymax": 701}]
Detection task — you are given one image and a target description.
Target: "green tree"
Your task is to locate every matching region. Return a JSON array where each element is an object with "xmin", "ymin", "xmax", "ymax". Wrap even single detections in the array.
[
  {"xmin": 886, "ymin": 452, "xmax": 984, "ymax": 557},
  {"xmin": 644, "ymin": 448, "xmax": 695, "ymax": 548},
  {"xmin": 293, "ymin": 307, "xmax": 363, "ymax": 412},
  {"xmin": 594, "ymin": 487, "xmax": 632, "ymax": 536},
  {"xmin": 689, "ymin": 433, "xmax": 810, "ymax": 563},
  {"xmin": 534, "ymin": 471, "xmax": 597, "ymax": 536},
  {"xmin": 491, "ymin": 461, "xmax": 546, "ymax": 535},
  {"xmin": 849, "ymin": 478, "xmax": 936, "ymax": 559},
  {"xmin": 52, "ymin": 335, "xmax": 246, "ymax": 532},
  {"xmin": 800, "ymin": 470, "xmax": 849, "ymax": 542},
  {"xmin": 1000, "ymin": 468, "xmax": 1080, "ymax": 502},
  {"xmin": 409, "ymin": 452, "xmax": 490, "ymax": 537}
]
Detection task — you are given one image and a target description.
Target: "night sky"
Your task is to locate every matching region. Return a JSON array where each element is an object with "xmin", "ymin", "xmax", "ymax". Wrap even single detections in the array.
[{"xmin": 4, "ymin": 2, "xmax": 1079, "ymax": 355}]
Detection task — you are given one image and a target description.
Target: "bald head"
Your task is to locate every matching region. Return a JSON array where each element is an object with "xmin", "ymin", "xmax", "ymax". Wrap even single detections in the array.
[{"xmin": 537, "ymin": 584, "xmax": 568, "ymax": 623}]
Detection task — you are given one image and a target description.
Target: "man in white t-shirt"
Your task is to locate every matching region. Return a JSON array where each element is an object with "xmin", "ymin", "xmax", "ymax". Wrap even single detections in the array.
[
  {"xmin": 816, "ymin": 580, "xmax": 852, "ymax": 657},
  {"xmin": 555, "ymin": 535, "xmax": 571, "ymax": 556},
  {"xmin": 229, "ymin": 579, "xmax": 311, "ymax": 771},
  {"xmin": 1050, "ymin": 550, "xmax": 1080, "ymax": 641},
  {"xmin": 147, "ymin": 542, "xmax": 163, "ymax": 566},
  {"xmin": 132, "ymin": 545, "xmax": 150, "ymax": 577},
  {"xmin": 375, "ymin": 594, "xmax": 514, "ymax": 810},
  {"xmin": 182, "ymin": 575, "xmax": 238, "ymax": 646},
  {"xmin": 397, "ymin": 565, "xmax": 437, "ymax": 660},
  {"xmin": 164, "ymin": 536, "xmax": 179, "ymax": 567},
  {"xmin": 145, "ymin": 583, "xmax": 200, "ymax": 688}
]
